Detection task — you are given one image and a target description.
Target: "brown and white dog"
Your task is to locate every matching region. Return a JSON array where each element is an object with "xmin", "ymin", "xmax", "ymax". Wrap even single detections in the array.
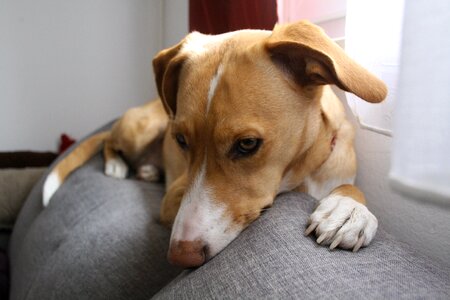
[
  {"xmin": 44, "ymin": 21, "xmax": 387, "ymax": 268},
  {"xmin": 42, "ymin": 100, "xmax": 168, "ymax": 206}
]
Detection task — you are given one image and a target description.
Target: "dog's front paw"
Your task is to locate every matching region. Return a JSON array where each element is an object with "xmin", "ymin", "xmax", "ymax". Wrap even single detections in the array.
[
  {"xmin": 105, "ymin": 157, "xmax": 128, "ymax": 179},
  {"xmin": 305, "ymin": 195, "xmax": 378, "ymax": 252}
]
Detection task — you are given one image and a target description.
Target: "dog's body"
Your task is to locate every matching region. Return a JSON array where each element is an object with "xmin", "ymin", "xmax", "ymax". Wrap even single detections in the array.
[
  {"xmin": 44, "ymin": 21, "xmax": 387, "ymax": 268},
  {"xmin": 42, "ymin": 100, "xmax": 168, "ymax": 206}
]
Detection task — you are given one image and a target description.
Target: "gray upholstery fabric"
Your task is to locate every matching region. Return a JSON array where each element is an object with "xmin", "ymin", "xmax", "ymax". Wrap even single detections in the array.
[
  {"xmin": 9, "ymin": 124, "xmax": 182, "ymax": 300},
  {"xmin": 9, "ymin": 124, "xmax": 450, "ymax": 299},
  {"xmin": 154, "ymin": 192, "xmax": 450, "ymax": 299}
]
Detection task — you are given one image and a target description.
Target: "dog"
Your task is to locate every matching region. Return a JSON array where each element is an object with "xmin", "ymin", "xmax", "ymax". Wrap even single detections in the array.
[
  {"xmin": 42, "ymin": 100, "xmax": 168, "ymax": 206},
  {"xmin": 44, "ymin": 20, "xmax": 387, "ymax": 268}
]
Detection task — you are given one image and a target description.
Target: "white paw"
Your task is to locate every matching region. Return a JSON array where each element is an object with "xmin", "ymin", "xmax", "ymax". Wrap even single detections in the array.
[
  {"xmin": 137, "ymin": 164, "xmax": 160, "ymax": 182},
  {"xmin": 305, "ymin": 195, "xmax": 378, "ymax": 252},
  {"xmin": 105, "ymin": 157, "xmax": 128, "ymax": 179}
]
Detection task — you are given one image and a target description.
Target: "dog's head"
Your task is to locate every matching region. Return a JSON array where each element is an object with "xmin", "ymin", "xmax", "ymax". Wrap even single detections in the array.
[{"xmin": 153, "ymin": 21, "xmax": 387, "ymax": 267}]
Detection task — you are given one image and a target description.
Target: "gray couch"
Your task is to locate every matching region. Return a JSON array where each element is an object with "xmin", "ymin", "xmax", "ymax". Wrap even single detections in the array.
[{"xmin": 9, "ymin": 126, "xmax": 450, "ymax": 299}]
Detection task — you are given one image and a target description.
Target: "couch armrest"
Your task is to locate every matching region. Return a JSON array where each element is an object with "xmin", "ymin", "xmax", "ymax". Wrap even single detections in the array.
[{"xmin": 8, "ymin": 123, "xmax": 182, "ymax": 300}]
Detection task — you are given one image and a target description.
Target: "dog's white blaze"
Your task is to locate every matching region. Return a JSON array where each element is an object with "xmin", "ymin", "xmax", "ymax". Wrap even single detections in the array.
[
  {"xmin": 170, "ymin": 160, "xmax": 240, "ymax": 257},
  {"xmin": 305, "ymin": 176, "xmax": 355, "ymax": 200},
  {"xmin": 42, "ymin": 171, "xmax": 61, "ymax": 206},
  {"xmin": 206, "ymin": 64, "xmax": 224, "ymax": 114}
]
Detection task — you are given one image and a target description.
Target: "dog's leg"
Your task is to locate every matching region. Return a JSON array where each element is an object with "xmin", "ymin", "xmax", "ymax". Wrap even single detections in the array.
[
  {"xmin": 136, "ymin": 164, "xmax": 161, "ymax": 182},
  {"xmin": 103, "ymin": 140, "xmax": 128, "ymax": 179},
  {"xmin": 303, "ymin": 118, "xmax": 377, "ymax": 252},
  {"xmin": 305, "ymin": 184, "xmax": 378, "ymax": 252},
  {"xmin": 135, "ymin": 134, "xmax": 165, "ymax": 182},
  {"xmin": 160, "ymin": 174, "xmax": 187, "ymax": 228}
]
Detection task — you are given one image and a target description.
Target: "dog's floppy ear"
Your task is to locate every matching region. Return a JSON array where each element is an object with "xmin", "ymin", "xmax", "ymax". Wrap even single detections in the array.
[
  {"xmin": 153, "ymin": 40, "xmax": 187, "ymax": 118},
  {"xmin": 265, "ymin": 21, "xmax": 387, "ymax": 103}
]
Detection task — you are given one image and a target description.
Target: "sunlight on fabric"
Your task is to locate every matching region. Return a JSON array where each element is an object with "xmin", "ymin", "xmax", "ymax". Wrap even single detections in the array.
[
  {"xmin": 345, "ymin": 0, "xmax": 404, "ymax": 136},
  {"xmin": 389, "ymin": 0, "xmax": 450, "ymax": 205}
]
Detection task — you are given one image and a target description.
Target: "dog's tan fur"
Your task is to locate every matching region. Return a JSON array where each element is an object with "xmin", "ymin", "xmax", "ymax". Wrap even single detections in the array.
[
  {"xmin": 42, "ymin": 100, "xmax": 168, "ymax": 205},
  {"xmin": 105, "ymin": 100, "xmax": 167, "ymax": 175},
  {"xmin": 44, "ymin": 21, "xmax": 386, "ymax": 268}
]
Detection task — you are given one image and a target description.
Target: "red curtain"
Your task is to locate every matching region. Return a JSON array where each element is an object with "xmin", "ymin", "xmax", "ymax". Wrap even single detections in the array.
[{"xmin": 189, "ymin": 0, "xmax": 278, "ymax": 34}]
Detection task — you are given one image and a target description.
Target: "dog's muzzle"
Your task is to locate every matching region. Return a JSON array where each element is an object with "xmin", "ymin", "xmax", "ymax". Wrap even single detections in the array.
[{"xmin": 167, "ymin": 240, "xmax": 208, "ymax": 268}]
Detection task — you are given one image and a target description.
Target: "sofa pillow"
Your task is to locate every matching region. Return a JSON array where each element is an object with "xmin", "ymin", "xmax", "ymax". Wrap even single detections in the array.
[{"xmin": 9, "ymin": 124, "xmax": 182, "ymax": 300}]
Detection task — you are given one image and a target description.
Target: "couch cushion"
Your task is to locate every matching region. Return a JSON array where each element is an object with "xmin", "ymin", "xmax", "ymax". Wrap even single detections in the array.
[
  {"xmin": 9, "ymin": 125, "xmax": 182, "ymax": 300},
  {"xmin": 154, "ymin": 192, "xmax": 450, "ymax": 299}
]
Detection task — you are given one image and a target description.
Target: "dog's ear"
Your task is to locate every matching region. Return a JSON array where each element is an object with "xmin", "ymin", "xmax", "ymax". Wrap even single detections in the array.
[
  {"xmin": 153, "ymin": 41, "xmax": 187, "ymax": 118},
  {"xmin": 265, "ymin": 21, "xmax": 387, "ymax": 103}
]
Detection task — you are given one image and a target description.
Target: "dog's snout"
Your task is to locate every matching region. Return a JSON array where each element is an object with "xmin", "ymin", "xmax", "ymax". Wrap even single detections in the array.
[{"xmin": 168, "ymin": 240, "xmax": 208, "ymax": 268}]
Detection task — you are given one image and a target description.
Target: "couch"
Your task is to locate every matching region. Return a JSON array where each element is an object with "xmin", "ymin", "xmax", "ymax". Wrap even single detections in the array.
[{"xmin": 8, "ymin": 124, "xmax": 450, "ymax": 299}]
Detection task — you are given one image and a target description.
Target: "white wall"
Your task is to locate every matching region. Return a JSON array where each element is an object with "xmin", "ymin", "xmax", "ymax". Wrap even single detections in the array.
[
  {"xmin": 162, "ymin": 0, "xmax": 189, "ymax": 48},
  {"xmin": 0, "ymin": 0, "xmax": 163, "ymax": 151}
]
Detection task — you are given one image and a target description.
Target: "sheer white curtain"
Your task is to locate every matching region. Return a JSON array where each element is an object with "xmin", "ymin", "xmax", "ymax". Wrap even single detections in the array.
[
  {"xmin": 345, "ymin": 0, "xmax": 404, "ymax": 136},
  {"xmin": 389, "ymin": 0, "xmax": 450, "ymax": 205}
]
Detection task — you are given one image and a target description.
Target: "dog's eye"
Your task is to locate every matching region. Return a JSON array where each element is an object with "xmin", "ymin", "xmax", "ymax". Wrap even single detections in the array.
[
  {"xmin": 175, "ymin": 133, "xmax": 188, "ymax": 150},
  {"xmin": 232, "ymin": 138, "xmax": 262, "ymax": 158}
]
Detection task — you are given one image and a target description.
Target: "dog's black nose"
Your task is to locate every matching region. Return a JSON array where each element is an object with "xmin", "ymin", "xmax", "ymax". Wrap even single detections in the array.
[{"xmin": 167, "ymin": 240, "xmax": 208, "ymax": 268}]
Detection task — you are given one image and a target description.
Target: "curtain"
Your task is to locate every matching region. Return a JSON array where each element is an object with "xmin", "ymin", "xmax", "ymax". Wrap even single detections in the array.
[
  {"xmin": 189, "ymin": 0, "xmax": 278, "ymax": 34},
  {"xmin": 389, "ymin": 0, "xmax": 450, "ymax": 205},
  {"xmin": 345, "ymin": 0, "xmax": 404, "ymax": 136}
]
